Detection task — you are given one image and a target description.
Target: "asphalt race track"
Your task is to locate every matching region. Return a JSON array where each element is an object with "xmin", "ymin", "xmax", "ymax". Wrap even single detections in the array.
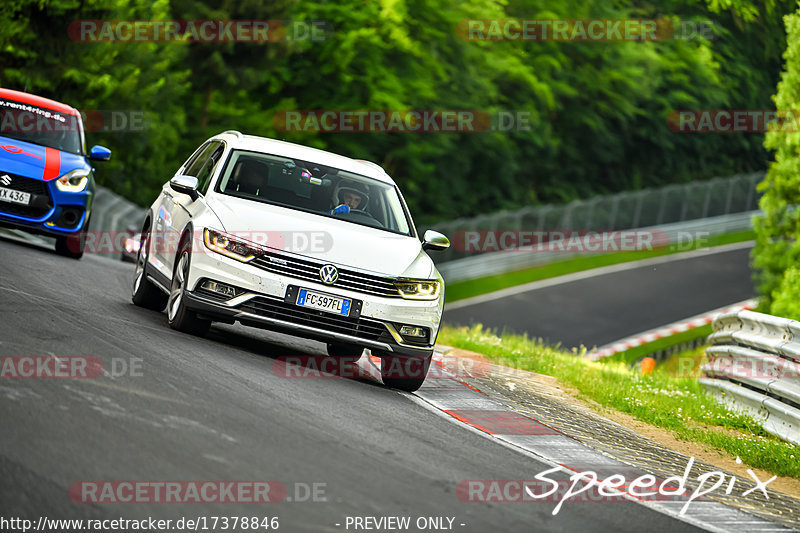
[
  {"xmin": 0, "ymin": 236, "xmax": 720, "ymax": 532},
  {"xmin": 443, "ymin": 243, "xmax": 756, "ymax": 350}
]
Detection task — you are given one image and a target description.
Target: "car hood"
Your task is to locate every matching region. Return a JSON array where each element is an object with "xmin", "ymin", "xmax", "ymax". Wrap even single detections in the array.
[
  {"xmin": 0, "ymin": 136, "xmax": 87, "ymax": 180},
  {"xmin": 206, "ymin": 194, "xmax": 434, "ymax": 278}
]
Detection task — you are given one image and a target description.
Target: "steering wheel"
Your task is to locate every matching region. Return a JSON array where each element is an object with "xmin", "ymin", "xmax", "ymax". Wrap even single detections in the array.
[{"xmin": 348, "ymin": 209, "xmax": 375, "ymax": 219}]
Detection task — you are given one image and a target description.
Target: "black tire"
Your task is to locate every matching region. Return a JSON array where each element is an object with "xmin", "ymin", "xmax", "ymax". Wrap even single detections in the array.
[
  {"xmin": 380, "ymin": 355, "xmax": 431, "ymax": 392},
  {"xmin": 326, "ymin": 343, "xmax": 364, "ymax": 362},
  {"xmin": 167, "ymin": 241, "xmax": 210, "ymax": 336},
  {"xmin": 54, "ymin": 218, "xmax": 89, "ymax": 259},
  {"xmin": 131, "ymin": 227, "xmax": 168, "ymax": 311}
]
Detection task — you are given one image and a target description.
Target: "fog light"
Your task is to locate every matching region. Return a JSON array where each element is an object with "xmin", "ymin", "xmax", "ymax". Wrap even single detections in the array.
[
  {"xmin": 400, "ymin": 325, "xmax": 427, "ymax": 337},
  {"xmin": 201, "ymin": 280, "xmax": 239, "ymax": 298}
]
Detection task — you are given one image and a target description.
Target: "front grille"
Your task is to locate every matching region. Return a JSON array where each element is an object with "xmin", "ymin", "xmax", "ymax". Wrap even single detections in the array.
[
  {"xmin": 251, "ymin": 253, "xmax": 401, "ymax": 298},
  {"xmin": 0, "ymin": 172, "xmax": 53, "ymax": 218},
  {"xmin": 238, "ymin": 296, "xmax": 388, "ymax": 341}
]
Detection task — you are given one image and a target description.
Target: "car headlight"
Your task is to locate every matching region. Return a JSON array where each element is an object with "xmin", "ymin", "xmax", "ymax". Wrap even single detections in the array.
[
  {"xmin": 394, "ymin": 279, "xmax": 440, "ymax": 300},
  {"xmin": 203, "ymin": 228, "xmax": 261, "ymax": 262},
  {"xmin": 55, "ymin": 169, "xmax": 90, "ymax": 192}
]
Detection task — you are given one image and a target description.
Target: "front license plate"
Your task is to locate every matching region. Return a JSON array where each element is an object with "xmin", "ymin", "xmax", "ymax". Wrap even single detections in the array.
[
  {"xmin": 0, "ymin": 187, "xmax": 30, "ymax": 205},
  {"xmin": 296, "ymin": 288, "xmax": 351, "ymax": 316}
]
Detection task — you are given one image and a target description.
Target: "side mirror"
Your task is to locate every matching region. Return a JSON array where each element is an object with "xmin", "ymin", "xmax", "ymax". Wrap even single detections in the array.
[
  {"xmin": 169, "ymin": 175, "xmax": 199, "ymax": 201},
  {"xmin": 422, "ymin": 230, "xmax": 450, "ymax": 251},
  {"xmin": 88, "ymin": 145, "xmax": 111, "ymax": 161}
]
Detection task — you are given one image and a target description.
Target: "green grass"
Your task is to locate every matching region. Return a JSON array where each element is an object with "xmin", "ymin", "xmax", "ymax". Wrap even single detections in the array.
[
  {"xmin": 438, "ymin": 324, "xmax": 799, "ymax": 479},
  {"xmin": 600, "ymin": 324, "xmax": 713, "ymax": 366},
  {"xmin": 659, "ymin": 345, "xmax": 708, "ymax": 378},
  {"xmin": 445, "ymin": 230, "xmax": 755, "ymax": 303}
]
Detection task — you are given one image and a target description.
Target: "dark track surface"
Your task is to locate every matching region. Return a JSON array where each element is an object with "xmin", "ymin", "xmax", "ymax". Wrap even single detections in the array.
[
  {"xmin": 443, "ymin": 245, "xmax": 756, "ymax": 349},
  {"xmin": 0, "ymin": 236, "xmax": 709, "ymax": 532}
]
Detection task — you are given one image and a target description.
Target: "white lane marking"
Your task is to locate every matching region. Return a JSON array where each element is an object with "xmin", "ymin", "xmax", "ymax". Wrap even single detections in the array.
[
  {"xmin": 77, "ymin": 378, "xmax": 186, "ymax": 404},
  {"xmin": 203, "ymin": 454, "xmax": 231, "ymax": 465},
  {"xmin": 404, "ymin": 390, "xmax": 731, "ymax": 533},
  {"xmin": 445, "ymin": 241, "xmax": 755, "ymax": 311},
  {"xmin": 399, "ymin": 354, "xmax": 785, "ymax": 531}
]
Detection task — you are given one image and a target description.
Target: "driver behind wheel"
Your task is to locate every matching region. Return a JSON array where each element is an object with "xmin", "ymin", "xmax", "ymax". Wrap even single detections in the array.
[{"xmin": 330, "ymin": 180, "xmax": 369, "ymax": 214}]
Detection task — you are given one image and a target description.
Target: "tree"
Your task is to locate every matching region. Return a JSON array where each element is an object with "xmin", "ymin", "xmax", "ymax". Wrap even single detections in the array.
[{"xmin": 752, "ymin": 5, "xmax": 800, "ymax": 316}]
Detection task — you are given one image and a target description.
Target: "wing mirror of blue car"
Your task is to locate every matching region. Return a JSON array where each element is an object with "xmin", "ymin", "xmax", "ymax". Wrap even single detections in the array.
[
  {"xmin": 88, "ymin": 145, "xmax": 111, "ymax": 161},
  {"xmin": 422, "ymin": 230, "xmax": 450, "ymax": 251},
  {"xmin": 169, "ymin": 175, "xmax": 200, "ymax": 201}
]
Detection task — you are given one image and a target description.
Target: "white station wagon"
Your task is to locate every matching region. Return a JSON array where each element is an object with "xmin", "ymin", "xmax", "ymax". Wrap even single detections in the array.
[{"xmin": 131, "ymin": 131, "xmax": 449, "ymax": 391}]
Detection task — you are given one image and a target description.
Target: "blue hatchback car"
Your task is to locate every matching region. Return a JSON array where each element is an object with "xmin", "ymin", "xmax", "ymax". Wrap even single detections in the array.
[{"xmin": 0, "ymin": 88, "xmax": 111, "ymax": 258}]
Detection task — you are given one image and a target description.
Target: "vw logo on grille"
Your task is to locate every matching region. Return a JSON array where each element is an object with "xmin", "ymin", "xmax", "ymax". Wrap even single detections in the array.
[
  {"xmin": 319, "ymin": 264, "xmax": 339, "ymax": 285},
  {"xmin": 0, "ymin": 175, "xmax": 11, "ymax": 186}
]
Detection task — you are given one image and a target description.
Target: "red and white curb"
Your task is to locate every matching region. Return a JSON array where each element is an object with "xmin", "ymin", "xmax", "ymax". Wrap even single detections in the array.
[
  {"xmin": 587, "ymin": 299, "xmax": 758, "ymax": 361},
  {"xmin": 360, "ymin": 350, "xmax": 789, "ymax": 532}
]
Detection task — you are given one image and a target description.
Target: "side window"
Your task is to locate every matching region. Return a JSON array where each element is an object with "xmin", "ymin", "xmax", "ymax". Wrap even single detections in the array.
[
  {"xmin": 196, "ymin": 145, "xmax": 225, "ymax": 194},
  {"xmin": 183, "ymin": 142, "xmax": 218, "ymax": 177},
  {"xmin": 180, "ymin": 142, "xmax": 209, "ymax": 176}
]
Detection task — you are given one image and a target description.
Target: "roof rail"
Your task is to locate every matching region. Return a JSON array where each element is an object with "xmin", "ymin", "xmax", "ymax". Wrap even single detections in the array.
[
  {"xmin": 355, "ymin": 159, "xmax": 386, "ymax": 174},
  {"xmin": 221, "ymin": 130, "xmax": 243, "ymax": 139}
]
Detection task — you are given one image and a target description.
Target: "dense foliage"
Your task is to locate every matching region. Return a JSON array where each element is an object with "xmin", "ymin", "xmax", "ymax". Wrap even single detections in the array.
[
  {"xmin": 0, "ymin": 0, "xmax": 792, "ymax": 226},
  {"xmin": 753, "ymin": 4, "xmax": 800, "ymax": 316}
]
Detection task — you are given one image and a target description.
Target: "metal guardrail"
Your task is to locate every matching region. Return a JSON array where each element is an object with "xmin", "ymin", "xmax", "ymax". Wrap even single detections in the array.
[
  {"xmin": 426, "ymin": 172, "xmax": 764, "ymax": 283},
  {"xmin": 426, "ymin": 172, "xmax": 763, "ymax": 263},
  {"xmin": 701, "ymin": 310, "xmax": 800, "ymax": 446},
  {"xmin": 92, "ymin": 186, "xmax": 146, "ymax": 234},
  {"xmin": 438, "ymin": 210, "xmax": 759, "ymax": 283}
]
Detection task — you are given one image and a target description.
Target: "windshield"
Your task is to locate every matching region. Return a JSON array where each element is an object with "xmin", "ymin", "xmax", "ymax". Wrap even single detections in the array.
[
  {"xmin": 0, "ymin": 98, "xmax": 83, "ymax": 154},
  {"xmin": 215, "ymin": 149, "xmax": 412, "ymax": 235}
]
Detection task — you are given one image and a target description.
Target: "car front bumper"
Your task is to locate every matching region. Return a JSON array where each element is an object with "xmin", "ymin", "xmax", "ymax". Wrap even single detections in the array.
[
  {"xmin": 0, "ymin": 180, "xmax": 92, "ymax": 236},
  {"xmin": 182, "ymin": 247, "xmax": 442, "ymax": 358}
]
